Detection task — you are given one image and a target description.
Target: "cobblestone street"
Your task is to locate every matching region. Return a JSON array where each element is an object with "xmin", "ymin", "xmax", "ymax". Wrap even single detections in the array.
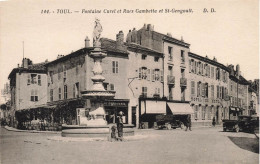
[{"xmin": 1, "ymin": 127, "xmax": 258, "ymax": 164}]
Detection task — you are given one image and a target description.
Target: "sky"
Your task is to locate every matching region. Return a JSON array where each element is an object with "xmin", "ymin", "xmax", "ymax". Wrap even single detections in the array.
[{"xmin": 0, "ymin": 0, "xmax": 259, "ymax": 90}]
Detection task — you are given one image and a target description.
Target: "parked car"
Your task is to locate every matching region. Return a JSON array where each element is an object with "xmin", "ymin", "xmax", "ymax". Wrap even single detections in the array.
[
  {"xmin": 222, "ymin": 115, "xmax": 259, "ymax": 133},
  {"xmin": 155, "ymin": 114, "xmax": 187, "ymax": 130}
]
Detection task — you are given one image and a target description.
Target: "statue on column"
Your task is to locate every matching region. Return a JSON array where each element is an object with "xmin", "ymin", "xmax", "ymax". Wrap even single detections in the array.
[{"xmin": 93, "ymin": 18, "xmax": 103, "ymax": 48}]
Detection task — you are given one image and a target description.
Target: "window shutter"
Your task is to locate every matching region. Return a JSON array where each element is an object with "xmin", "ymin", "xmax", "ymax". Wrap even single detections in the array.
[
  {"xmin": 116, "ymin": 61, "xmax": 118, "ymax": 73},
  {"xmin": 189, "ymin": 60, "xmax": 191, "ymax": 72},
  {"xmin": 160, "ymin": 70, "xmax": 163, "ymax": 82},
  {"xmin": 147, "ymin": 69, "xmax": 150, "ymax": 81},
  {"xmin": 138, "ymin": 68, "xmax": 141, "ymax": 79},
  {"xmin": 152, "ymin": 69, "xmax": 155, "ymax": 81},
  {"xmin": 27, "ymin": 74, "xmax": 31, "ymax": 85}
]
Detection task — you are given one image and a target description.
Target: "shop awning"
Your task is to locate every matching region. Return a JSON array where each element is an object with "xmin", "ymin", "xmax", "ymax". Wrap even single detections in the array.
[
  {"xmin": 230, "ymin": 107, "xmax": 236, "ymax": 111},
  {"xmin": 167, "ymin": 103, "xmax": 194, "ymax": 115},
  {"xmin": 142, "ymin": 100, "xmax": 166, "ymax": 114}
]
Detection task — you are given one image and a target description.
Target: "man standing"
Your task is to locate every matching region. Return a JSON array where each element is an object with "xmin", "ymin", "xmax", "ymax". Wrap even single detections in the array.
[
  {"xmin": 185, "ymin": 114, "xmax": 192, "ymax": 131},
  {"xmin": 117, "ymin": 111, "xmax": 124, "ymax": 141}
]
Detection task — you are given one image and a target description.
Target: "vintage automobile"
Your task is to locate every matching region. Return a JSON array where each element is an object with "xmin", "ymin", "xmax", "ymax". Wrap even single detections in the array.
[
  {"xmin": 222, "ymin": 115, "xmax": 259, "ymax": 133},
  {"xmin": 155, "ymin": 114, "xmax": 187, "ymax": 130}
]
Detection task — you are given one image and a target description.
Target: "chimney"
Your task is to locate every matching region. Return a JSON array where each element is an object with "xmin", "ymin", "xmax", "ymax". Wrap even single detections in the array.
[
  {"xmin": 228, "ymin": 64, "xmax": 234, "ymax": 76},
  {"xmin": 213, "ymin": 56, "xmax": 217, "ymax": 62},
  {"xmin": 85, "ymin": 36, "xmax": 90, "ymax": 48},
  {"xmin": 22, "ymin": 58, "xmax": 29, "ymax": 68},
  {"xmin": 167, "ymin": 33, "xmax": 172, "ymax": 37},
  {"xmin": 236, "ymin": 64, "xmax": 240, "ymax": 77},
  {"xmin": 116, "ymin": 31, "xmax": 124, "ymax": 45},
  {"xmin": 126, "ymin": 30, "xmax": 132, "ymax": 43},
  {"xmin": 143, "ymin": 24, "xmax": 147, "ymax": 29},
  {"xmin": 17, "ymin": 64, "xmax": 19, "ymax": 68}
]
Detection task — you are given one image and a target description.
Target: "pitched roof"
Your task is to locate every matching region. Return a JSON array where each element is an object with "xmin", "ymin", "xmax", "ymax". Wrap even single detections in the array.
[{"xmin": 8, "ymin": 61, "xmax": 48, "ymax": 79}]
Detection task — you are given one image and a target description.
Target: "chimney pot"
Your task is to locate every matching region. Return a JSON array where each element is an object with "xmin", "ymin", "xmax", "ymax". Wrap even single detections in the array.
[{"xmin": 85, "ymin": 36, "xmax": 90, "ymax": 48}]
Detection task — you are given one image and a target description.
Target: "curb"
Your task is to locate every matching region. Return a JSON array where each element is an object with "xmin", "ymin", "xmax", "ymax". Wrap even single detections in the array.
[{"xmin": 4, "ymin": 126, "xmax": 61, "ymax": 134}]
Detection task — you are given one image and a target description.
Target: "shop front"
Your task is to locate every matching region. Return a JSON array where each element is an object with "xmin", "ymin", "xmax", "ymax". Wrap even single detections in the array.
[
  {"xmin": 139, "ymin": 99, "xmax": 166, "ymax": 128},
  {"xmin": 104, "ymin": 99, "xmax": 129, "ymax": 124}
]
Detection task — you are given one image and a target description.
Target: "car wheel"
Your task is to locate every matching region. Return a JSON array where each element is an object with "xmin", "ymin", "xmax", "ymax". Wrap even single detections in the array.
[
  {"xmin": 235, "ymin": 125, "xmax": 239, "ymax": 133},
  {"xmin": 166, "ymin": 123, "xmax": 171, "ymax": 130},
  {"xmin": 180, "ymin": 122, "xmax": 185, "ymax": 129}
]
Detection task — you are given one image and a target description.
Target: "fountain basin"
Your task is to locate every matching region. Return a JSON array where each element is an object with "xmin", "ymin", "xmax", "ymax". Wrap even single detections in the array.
[{"xmin": 61, "ymin": 124, "xmax": 135, "ymax": 138}]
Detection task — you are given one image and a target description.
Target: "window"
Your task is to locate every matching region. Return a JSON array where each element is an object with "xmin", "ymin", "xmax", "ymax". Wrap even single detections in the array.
[
  {"xmin": 197, "ymin": 82, "xmax": 201, "ymax": 97},
  {"xmin": 154, "ymin": 87, "xmax": 160, "ymax": 96},
  {"xmin": 49, "ymin": 71, "xmax": 54, "ymax": 84},
  {"xmin": 147, "ymin": 69, "xmax": 151, "ymax": 81},
  {"xmin": 75, "ymin": 82, "xmax": 79, "ymax": 98},
  {"xmin": 202, "ymin": 106, "xmax": 206, "ymax": 120},
  {"xmin": 141, "ymin": 67, "xmax": 147, "ymax": 79},
  {"xmin": 110, "ymin": 84, "xmax": 114, "ymax": 91},
  {"xmin": 217, "ymin": 86, "xmax": 220, "ymax": 98},
  {"xmin": 59, "ymin": 88, "xmax": 61, "ymax": 100},
  {"xmin": 201, "ymin": 83, "xmax": 205, "ymax": 97},
  {"xmin": 38, "ymin": 75, "xmax": 41, "ymax": 86},
  {"xmin": 50, "ymin": 89, "xmax": 53, "ymax": 102},
  {"xmin": 31, "ymin": 74, "xmax": 37, "ymax": 84},
  {"xmin": 191, "ymin": 81, "xmax": 195, "ymax": 95},
  {"xmin": 181, "ymin": 69, "xmax": 185, "ymax": 78},
  {"xmin": 211, "ymin": 67, "xmax": 214, "ymax": 79},
  {"xmin": 31, "ymin": 89, "xmax": 38, "ymax": 102},
  {"xmin": 211, "ymin": 85, "xmax": 214, "ymax": 98},
  {"xmin": 112, "ymin": 61, "xmax": 119, "ymax": 73},
  {"xmin": 181, "ymin": 50, "xmax": 185, "ymax": 63},
  {"xmin": 76, "ymin": 65, "xmax": 79, "ymax": 75},
  {"xmin": 154, "ymin": 57, "xmax": 159, "ymax": 62},
  {"xmin": 219, "ymin": 86, "xmax": 222, "ymax": 99},
  {"xmin": 142, "ymin": 87, "xmax": 147, "ymax": 97},
  {"xmin": 154, "ymin": 69, "xmax": 160, "ymax": 81},
  {"xmin": 168, "ymin": 47, "xmax": 172, "ymax": 60},
  {"xmin": 205, "ymin": 83, "xmax": 208, "ymax": 98},
  {"xmin": 58, "ymin": 68, "xmax": 61, "ymax": 80},
  {"xmin": 160, "ymin": 70, "xmax": 163, "ymax": 82},
  {"xmin": 27, "ymin": 74, "xmax": 31, "ymax": 85},
  {"xmin": 141, "ymin": 54, "xmax": 147, "ymax": 60},
  {"xmin": 208, "ymin": 107, "xmax": 212, "ymax": 120},
  {"xmin": 194, "ymin": 105, "xmax": 198, "ymax": 120},
  {"xmin": 189, "ymin": 60, "xmax": 191, "ymax": 72},
  {"xmin": 64, "ymin": 85, "xmax": 67, "ymax": 99},
  {"xmin": 63, "ymin": 65, "xmax": 67, "ymax": 81}
]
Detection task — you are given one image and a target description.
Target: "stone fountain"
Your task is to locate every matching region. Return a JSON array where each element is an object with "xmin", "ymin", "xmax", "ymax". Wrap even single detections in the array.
[{"xmin": 61, "ymin": 19, "xmax": 134, "ymax": 138}]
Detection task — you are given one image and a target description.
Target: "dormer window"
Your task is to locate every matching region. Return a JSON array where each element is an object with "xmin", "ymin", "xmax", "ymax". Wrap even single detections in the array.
[{"xmin": 142, "ymin": 54, "xmax": 147, "ymax": 60}]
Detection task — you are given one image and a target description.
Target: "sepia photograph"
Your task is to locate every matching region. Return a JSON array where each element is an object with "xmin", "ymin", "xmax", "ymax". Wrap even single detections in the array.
[{"xmin": 0, "ymin": 0, "xmax": 259, "ymax": 163}]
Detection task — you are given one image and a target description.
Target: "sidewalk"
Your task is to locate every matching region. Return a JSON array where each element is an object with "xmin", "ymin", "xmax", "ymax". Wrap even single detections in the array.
[{"xmin": 4, "ymin": 126, "xmax": 61, "ymax": 134}]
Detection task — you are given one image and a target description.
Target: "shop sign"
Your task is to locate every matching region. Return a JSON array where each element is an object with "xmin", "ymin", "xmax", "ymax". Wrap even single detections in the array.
[{"xmin": 104, "ymin": 101, "xmax": 128, "ymax": 107}]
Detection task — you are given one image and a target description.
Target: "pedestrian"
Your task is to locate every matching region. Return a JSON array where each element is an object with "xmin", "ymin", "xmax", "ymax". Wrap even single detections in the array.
[
  {"xmin": 212, "ymin": 117, "xmax": 216, "ymax": 127},
  {"xmin": 117, "ymin": 111, "xmax": 124, "ymax": 141},
  {"xmin": 185, "ymin": 114, "xmax": 192, "ymax": 131}
]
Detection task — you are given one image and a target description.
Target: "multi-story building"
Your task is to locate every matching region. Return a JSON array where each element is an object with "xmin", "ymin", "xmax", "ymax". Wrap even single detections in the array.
[
  {"xmin": 188, "ymin": 53, "xmax": 229, "ymax": 126},
  {"xmin": 227, "ymin": 64, "xmax": 250, "ymax": 119},
  {"xmin": 126, "ymin": 24, "xmax": 193, "ymax": 128},
  {"xmin": 7, "ymin": 23, "xmax": 255, "ymax": 129},
  {"xmin": 8, "ymin": 58, "xmax": 48, "ymax": 126}
]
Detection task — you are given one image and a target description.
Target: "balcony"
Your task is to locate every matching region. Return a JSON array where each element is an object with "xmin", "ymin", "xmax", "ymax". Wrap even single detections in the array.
[
  {"xmin": 180, "ymin": 78, "xmax": 187, "ymax": 87},
  {"xmin": 167, "ymin": 75, "xmax": 175, "ymax": 85}
]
